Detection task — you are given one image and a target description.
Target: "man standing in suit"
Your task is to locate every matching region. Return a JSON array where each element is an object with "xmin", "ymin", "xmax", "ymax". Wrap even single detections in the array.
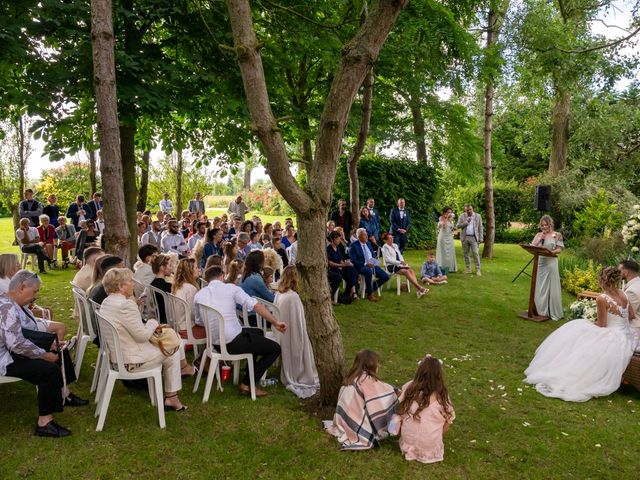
[
  {"xmin": 389, "ymin": 198, "xmax": 410, "ymax": 252},
  {"xmin": 86, "ymin": 193, "xmax": 103, "ymax": 220},
  {"xmin": 19, "ymin": 189, "xmax": 43, "ymax": 227},
  {"xmin": 188, "ymin": 192, "xmax": 206, "ymax": 217},
  {"xmin": 330, "ymin": 199, "xmax": 352, "ymax": 238},
  {"xmin": 349, "ymin": 228, "xmax": 389, "ymax": 302},
  {"xmin": 456, "ymin": 204, "xmax": 483, "ymax": 276},
  {"xmin": 65, "ymin": 195, "xmax": 89, "ymax": 229},
  {"xmin": 366, "ymin": 197, "xmax": 381, "ymax": 242},
  {"xmin": 159, "ymin": 192, "xmax": 174, "ymax": 215},
  {"xmin": 227, "ymin": 194, "xmax": 249, "ymax": 222},
  {"xmin": 619, "ymin": 259, "xmax": 640, "ymax": 339}
]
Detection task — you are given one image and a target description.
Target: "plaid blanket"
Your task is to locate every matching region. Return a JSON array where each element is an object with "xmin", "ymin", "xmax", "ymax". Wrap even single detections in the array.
[{"xmin": 324, "ymin": 374, "xmax": 398, "ymax": 450}]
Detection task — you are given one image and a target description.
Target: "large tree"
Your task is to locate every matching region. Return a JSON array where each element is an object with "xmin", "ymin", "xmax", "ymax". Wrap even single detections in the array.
[{"xmin": 226, "ymin": 0, "xmax": 408, "ymax": 404}]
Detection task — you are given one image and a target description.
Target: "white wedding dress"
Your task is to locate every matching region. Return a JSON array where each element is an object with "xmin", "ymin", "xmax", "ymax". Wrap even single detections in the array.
[{"xmin": 525, "ymin": 293, "xmax": 639, "ymax": 402}]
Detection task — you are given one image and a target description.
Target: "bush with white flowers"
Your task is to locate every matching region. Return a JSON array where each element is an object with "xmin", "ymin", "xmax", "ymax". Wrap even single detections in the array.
[
  {"xmin": 568, "ymin": 298, "xmax": 598, "ymax": 323},
  {"xmin": 621, "ymin": 205, "xmax": 640, "ymax": 258}
]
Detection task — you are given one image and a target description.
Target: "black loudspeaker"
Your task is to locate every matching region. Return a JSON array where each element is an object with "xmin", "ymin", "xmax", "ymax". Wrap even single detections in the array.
[{"xmin": 534, "ymin": 185, "xmax": 551, "ymax": 211}]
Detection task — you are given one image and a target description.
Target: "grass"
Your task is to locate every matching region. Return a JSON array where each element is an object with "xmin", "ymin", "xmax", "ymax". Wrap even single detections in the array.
[{"xmin": 1, "ymin": 216, "xmax": 638, "ymax": 479}]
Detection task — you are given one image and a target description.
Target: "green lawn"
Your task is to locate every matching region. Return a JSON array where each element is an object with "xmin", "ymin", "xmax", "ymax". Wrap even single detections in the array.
[{"xmin": 0, "ymin": 216, "xmax": 638, "ymax": 479}]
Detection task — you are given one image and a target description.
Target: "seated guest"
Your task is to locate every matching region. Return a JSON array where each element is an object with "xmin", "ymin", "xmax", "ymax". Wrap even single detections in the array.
[
  {"xmin": 248, "ymin": 231, "xmax": 262, "ymax": 251},
  {"xmin": 286, "ymin": 238, "xmax": 298, "ymax": 265},
  {"xmin": 274, "ymin": 266, "xmax": 319, "ymax": 398},
  {"xmin": 188, "ymin": 221, "xmax": 206, "ymax": 252},
  {"xmin": 0, "ymin": 271, "xmax": 81, "ymax": 437},
  {"xmin": 133, "ymin": 244, "xmax": 158, "ymax": 286},
  {"xmin": 420, "ymin": 253, "xmax": 448, "ymax": 285},
  {"xmin": 241, "ymin": 220, "xmax": 254, "ymax": 236},
  {"xmin": 161, "ymin": 219, "xmax": 189, "ymax": 257},
  {"xmin": 271, "ymin": 236, "xmax": 289, "ymax": 271},
  {"xmin": 150, "ymin": 254, "xmax": 173, "ymax": 324},
  {"xmin": 263, "ymin": 222, "xmax": 273, "ymax": 237},
  {"xmin": 381, "ymin": 232, "xmax": 427, "ymax": 298},
  {"xmin": 262, "ymin": 266, "xmax": 275, "ymax": 290},
  {"xmin": 221, "ymin": 221, "xmax": 231, "ymax": 241},
  {"xmin": 223, "ymin": 241, "xmax": 238, "ymax": 273},
  {"xmin": 262, "ymin": 248, "xmax": 283, "ymax": 281},
  {"xmin": 240, "ymin": 251, "xmax": 275, "ymax": 326},
  {"xmin": 171, "ymin": 258, "xmax": 204, "ymax": 339},
  {"xmin": 100, "ymin": 268, "xmax": 187, "ymax": 411},
  {"xmin": 324, "ymin": 349, "xmax": 397, "ymax": 449},
  {"xmin": 89, "ymin": 255, "xmax": 125, "ymax": 305},
  {"xmin": 204, "ymin": 254, "xmax": 223, "ymax": 272},
  {"xmin": 179, "ymin": 219, "xmax": 191, "ymax": 239},
  {"xmin": 0, "ymin": 254, "xmax": 21, "ymax": 294},
  {"xmin": 349, "ymin": 228, "xmax": 389, "ymax": 302},
  {"xmin": 140, "ymin": 220, "xmax": 163, "ymax": 249},
  {"xmin": 136, "ymin": 221, "xmax": 147, "ymax": 244},
  {"xmin": 327, "ymin": 231, "xmax": 358, "ymax": 301},
  {"xmin": 224, "ymin": 259, "xmax": 244, "ymax": 285},
  {"xmin": 16, "ymin": 217, "xmax": 51, "ymax": 274},
  {"xmin": 281, "ymin": 224, "xmax": 296, "ymax": 249},
  {"xmin": 194, "ymin": 266, "xmax": 286, "ymax": 397},
  {"xmin": 228, "ymin": 216, "xmax": 242, "ymax": 237},
  {"xmin": 236, "ymin": 232, "xmax": 251, "ymax": 261},
  {"xmin": 72, "ymin": 247, "xmax": 105, "ymax": 292},
  {"xmin": 37, "ymin": 215, "xmax": 56, "ymax": 265},
  {"xmin": 326, "ymin": 220, "xmax": 336, "ymax": 239},
  {"xmin": 260, "ymin": 233, "xmax": 272, "ymax": 249},
  {"xmin": 75, "ymin": 219, "xmax": 100, "ymax": 261},
  {"xmin": 55, "ymin": 216, "xmax": 77, "ymax": 268},
  {"xmin": 200, "ymin": 228, "xmax": 224, "ymax": 269},
  {"xmin": 255, "ymin": 220, "xmax": 263, "ymax": 236}
]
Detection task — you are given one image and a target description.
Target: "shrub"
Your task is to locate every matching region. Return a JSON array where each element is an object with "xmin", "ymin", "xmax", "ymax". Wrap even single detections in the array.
[
  {"xmin": 333, "ymin": 156, "xmax": 438, "ymax": 248},
  {"xmin": 496, "ymin": 226, "xmax": 538, "ymax": 244},
  {"xmin": 621, "ymin": 204, "xmax": 640, "ymax": 260},
  {"xmin": 244, "ymin": 185, "xmax": 295, "ymax": 217},
  {"xmin": 572, "ymin": 190, "xmax": 624, "ymax": 239},
  {"xmin": 560, "ymin": 259, "xmax": 601, "ymax": 296},
  {"xmin": 575, "ymin": 234, "xmax": 627, "ymax": 265}
]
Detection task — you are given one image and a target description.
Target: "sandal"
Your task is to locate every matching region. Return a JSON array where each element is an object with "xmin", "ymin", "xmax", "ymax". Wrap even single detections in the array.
[{"xmin": 164, "ymin": 404, "xmax": 188, "ymax": 412}]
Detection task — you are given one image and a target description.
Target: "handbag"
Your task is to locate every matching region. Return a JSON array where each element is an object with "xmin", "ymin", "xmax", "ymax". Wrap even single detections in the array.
[
  {"xmin": 149, "ymin": 327, "xmax": 181, "ymax": 356},
  {"xmin": 21, "ymin": 328, "xmax": 57, "ymax": 351}
]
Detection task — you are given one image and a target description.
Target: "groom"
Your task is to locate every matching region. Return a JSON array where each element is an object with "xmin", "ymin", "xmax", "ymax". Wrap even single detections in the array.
[
  {"xmin": 456, "ymin": 204, "xmax": 483, "ymax": 276},
  {"xmin": 619, "ymin": 259, "xmax": 640, "ymax": 339}
]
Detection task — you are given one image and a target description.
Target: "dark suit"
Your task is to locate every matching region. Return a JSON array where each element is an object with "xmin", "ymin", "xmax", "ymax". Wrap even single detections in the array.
[
  {"xmin": 87, "ymin": 200, "xmax": 103, "ymax": 220},
  {"xmin": 330, "ymin": 210, "xmax": 352, "ymax": 236},
  {"xmin": 65, "ymin": 202, "xmax": 89, "ymax": 229},
  {"xmin": 389, "ymin": 207, "xmax": 410, "ymax": 252},
  {"xmin": 349, "ymin": 240, "xmax": 389, "ymax": 295}
]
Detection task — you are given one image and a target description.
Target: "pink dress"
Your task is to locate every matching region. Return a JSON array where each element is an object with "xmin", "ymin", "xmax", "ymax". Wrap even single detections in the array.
[{"xmin": 391, "ymin": 382, "xmax": 455, "ymax": 464}]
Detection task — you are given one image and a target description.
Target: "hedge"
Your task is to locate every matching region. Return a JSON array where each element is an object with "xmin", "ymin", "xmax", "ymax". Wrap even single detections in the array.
[{"xmin": 333, "ymin": 156, "xmax": 439, "ymax": 249}]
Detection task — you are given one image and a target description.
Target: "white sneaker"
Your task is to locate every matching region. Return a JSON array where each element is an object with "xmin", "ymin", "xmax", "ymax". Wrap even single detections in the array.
[{"xmin": 476, "ymin": 271, "xmax": 482, "ymax": 277}]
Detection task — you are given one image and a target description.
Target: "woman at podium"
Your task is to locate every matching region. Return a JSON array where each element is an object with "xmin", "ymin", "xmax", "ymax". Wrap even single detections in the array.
[{"xmin": 531, "ymin": 215, "xmax": 564, "ymax": 320}]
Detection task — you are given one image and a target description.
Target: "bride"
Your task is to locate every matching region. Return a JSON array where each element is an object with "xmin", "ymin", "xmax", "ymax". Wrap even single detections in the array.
[{"xmin": 525, "ymin": 267, "xmax": 639, "ymax": 402}]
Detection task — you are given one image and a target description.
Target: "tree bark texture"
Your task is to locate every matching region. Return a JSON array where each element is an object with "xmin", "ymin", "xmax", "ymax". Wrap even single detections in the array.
[
  {"xmin": 15, "ymin": 116, "xmax": 26, "ymax": 234},
  {"xmin": 226, "ymin": 0, "xmax": 407, "ymax": 404},
  {"xmin": 348, "ymin": 66, "xmax": 374, "ymax": 224},
  {"xmin": 119, "ymin": 124, "xmax": 138, "ymax": 264},
  {"xmin": 243, "ymin": 161, "xmax": 252, "ymax": 191},
  {"xmin": 175, "ymin": 149, "xmax": 183, "ymax": 214},
  {"xmin": 482, "ymin": 9, "xmax": 497, "ymax": 259},
  {"xmin": 409, "ymin": 95, "xmax": 428, "ymax": 164},
  {"xmin": 88, "ymin": 148, "xmax": 98, "ymax": 194},
  {"xmin": 90, "ymin": 0, "xmax": 130, "ymax": 264},
  {"xmin": 137, "ymin": 149, "xmax": 150, "ymax": 212},
  {"xmin": 549, "ymin": 88, "xmax": 570, "ymax": 174}
]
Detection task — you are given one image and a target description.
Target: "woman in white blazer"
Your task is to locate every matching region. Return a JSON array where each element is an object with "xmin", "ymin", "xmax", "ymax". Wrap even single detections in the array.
[
  {"xmin": 100, "ymin": 268, "xmax": 187, "ymax": 411},
  {"xmin": 381, "ymin": 232, "xmax": 427, "ymax": 298}
]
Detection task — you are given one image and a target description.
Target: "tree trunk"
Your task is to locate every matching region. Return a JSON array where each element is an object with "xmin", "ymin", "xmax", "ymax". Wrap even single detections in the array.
[
  {"xmin": 243, "ymin": 160, "xmax": 252, "ymax": 191},
  {"xmin": 137, "ymin": 149, "xmax": 150, "ymax": 212},
  {"xmin": 175, "ymin": 149, "xmax": 183, "ymax": 214},
  {"xmin": 88, "ymin": 148, "xmax": 98, "ymax": 194},
  {"xmin": 409, "ymin": 96, "xmax": 428, "ymax": 164},
  {"xmin": 14, "ymin": 116, "xmax": 27, "ymax": 238},
  {"xmin": 90, "ymin": 0, "xmax": 130, "ymax": 263},
  {"xmin": 549, "ymin": 89, "xmax": 570, "ymax": 174},
  {"xmin": 348, "ymin": 66, "xmax": 374, "ymax": 223},
  {"xmin": 482, "ymin": 9, "xmax": 497, "ymax": 259},
  {"xmin": 119, "ymin": 124, "xmax": 138, "ymax": 264},
  {"xmin": 225, "ymin": 0, "xmax": 407, "ymax": 404}
]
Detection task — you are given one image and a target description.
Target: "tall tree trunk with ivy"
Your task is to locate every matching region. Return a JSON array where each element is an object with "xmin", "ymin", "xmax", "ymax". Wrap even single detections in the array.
[
  {"xmin": 175, "ymin": 149, "xmax": 184, "ymax": 214},
  {"xmin": 137, "ymin": 149, "xmax": 150, "ymax": 212}
]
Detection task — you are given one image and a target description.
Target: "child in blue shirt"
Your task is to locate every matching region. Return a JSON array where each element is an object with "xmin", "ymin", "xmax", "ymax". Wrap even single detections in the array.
[{"xmin": 420, "ymin": 253, "xmax": 448, "ymax": 285}]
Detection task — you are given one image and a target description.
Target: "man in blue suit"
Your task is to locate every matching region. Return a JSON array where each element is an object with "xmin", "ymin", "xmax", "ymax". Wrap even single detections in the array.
[
  {"xmin": 389, "ymin": 197, "xmax": 410, "ymax": 252},
  {"xmin": 349, "ymin": 228, "xmax": 389, "ymax": 302}
]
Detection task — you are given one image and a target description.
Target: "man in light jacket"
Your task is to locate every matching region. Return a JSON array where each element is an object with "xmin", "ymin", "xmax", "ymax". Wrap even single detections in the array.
[{"xmin": 456, "ymin": 204, "xmax": 484, "ymax": 276}]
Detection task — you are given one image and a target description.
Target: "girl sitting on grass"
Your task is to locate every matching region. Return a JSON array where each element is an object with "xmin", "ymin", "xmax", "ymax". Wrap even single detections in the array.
[
  {"xmin": 390, "ymin": 355, "xmax": 455, "ymax": 464},
  {"xmin": 324, "ymin": 350, "xmax": 398, "ymax": 450}
]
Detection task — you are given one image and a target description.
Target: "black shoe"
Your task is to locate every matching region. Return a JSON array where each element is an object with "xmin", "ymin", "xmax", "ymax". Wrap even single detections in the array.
[
  {"xmin": 64, "ymin": 392, "xmax": 89, "ymax": 407},
  {"xmin": 34, "ymin": 420, "xmax": 72, "ymax": 437},
  {"xmin": 39, "ymin": 270, "xmax": 48, "ymax": 274}
]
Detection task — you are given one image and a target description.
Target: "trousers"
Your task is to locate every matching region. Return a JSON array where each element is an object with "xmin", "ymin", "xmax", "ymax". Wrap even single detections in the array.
[
  {"xmin": 462, "ymin": 236, "xmax": 481, "ymax": 271},
  {"xmin": 221, "ymin": 329, "xmax": 281, "ymax": 386},
  {"xmin": 6, "ymin": 357, "xmax": 64, "ymax": 416}
]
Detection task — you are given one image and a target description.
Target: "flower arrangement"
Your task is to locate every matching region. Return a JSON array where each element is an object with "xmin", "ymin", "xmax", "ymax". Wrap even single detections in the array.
[
  {"xmin": 568, "ymin": 298, "xmax": 598, "ymax": 323},
  {"xmin": 621, "ymin": 204, "xmax": 640, "ymax": 259}
]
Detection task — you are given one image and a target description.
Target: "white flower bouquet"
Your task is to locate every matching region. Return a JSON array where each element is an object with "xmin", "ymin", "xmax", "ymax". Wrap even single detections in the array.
[{"xmin": 568, "ymin": 298, "xmax": 598, "ymax": 323}]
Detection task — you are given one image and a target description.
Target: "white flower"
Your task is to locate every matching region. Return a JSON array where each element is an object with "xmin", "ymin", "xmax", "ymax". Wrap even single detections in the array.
[{"xmin": 632, "ymin": 246, "xmax": 640, "ymax": 253}]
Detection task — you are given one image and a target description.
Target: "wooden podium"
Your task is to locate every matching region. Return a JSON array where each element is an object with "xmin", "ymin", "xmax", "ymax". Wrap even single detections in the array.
[{"xmin": 518, "ymin": 244, "xmax": 558, "ymax": 322}]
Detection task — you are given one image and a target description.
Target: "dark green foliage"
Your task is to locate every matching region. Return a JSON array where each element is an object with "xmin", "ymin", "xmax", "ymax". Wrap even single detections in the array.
[{"xmin": 334, "ymin": 156, "xmax": 438, "ymax": 248}]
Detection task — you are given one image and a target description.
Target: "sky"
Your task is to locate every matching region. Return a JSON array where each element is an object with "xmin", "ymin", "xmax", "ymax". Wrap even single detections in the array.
[{"xmin": 25, "ymin": 0, "xmax": 638, "ymax": 180}]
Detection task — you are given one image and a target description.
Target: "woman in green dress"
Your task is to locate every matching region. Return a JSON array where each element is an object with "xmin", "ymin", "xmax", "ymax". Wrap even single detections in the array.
[
  {"xmin": 531, "ymin": 215, "xmax": 564, "ymax": 320},
  {"xmin": 435, "ymin": 207, "xmax": 458, "ymax": 273}
]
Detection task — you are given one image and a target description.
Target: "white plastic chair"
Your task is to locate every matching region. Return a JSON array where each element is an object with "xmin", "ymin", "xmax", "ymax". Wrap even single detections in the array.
[
  {"xmin": 166, "ymin": 292, "xmax": 206, "ymax": 358},
  {"xmin": 359, "ymin": 268, "xmax": 382, "ymax": 299},
  {"xmin": 193, "ymin": 303, "xmax": 256, "ymax": 402},
  {"xmin": 382, "ymin": 258, "xmax": 410, "ymax": 296},
  {"xmin": 147, "ymin": 284, "xmax": 171, "ymax": 325},
  {"xmin": 198, "ymin": 277, "xmax": 208, "ymax": 290},
  {"xmin": 254, "ymin": 298, "xmax": 281, "ymax": 344},
  {"xmin": 93, "ymin": 311, "xmax": 165, "ymax": 431},
  {"xmin": 88, "ymin": 299, "xmax": 105, "ymax": 395},
  {"xmin": 20, "ymin": 252, "xmax": 39, "ymax": 272},
  {"xmin": 0, "ymin": 376, "xmax": 21, "ymax": 384},
  {"xmin": 72, "ymin": 287, "xmax": 98, "ymax": 378}
]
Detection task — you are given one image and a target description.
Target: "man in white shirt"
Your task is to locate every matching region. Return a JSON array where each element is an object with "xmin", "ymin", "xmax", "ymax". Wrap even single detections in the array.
[
  {"xmin": 227, "ymin": 194, "xmax": 249, "ymax": 222},
  {"xmin": 620, "ymin": 259, "xmax": 640, "ymax": 340},
  {"xmin": 141, "ymin": 220, "xmax": 163, "ymax": 249},
  {"xmin": 15, "ymin": 218, "xmax": 50, "ymax": 273},
  {"xmin": 194, "ymin": 266, "xmax": 286, "ymax": 397},
  {"xmin": 159, "ymin": 193, "xmax": 174, "ymax": 215},
  {"xmin": 160, "ymin": 219, "xmax": 189, "ymax": 257},
  {"xmin": 133, "ymin": 244, "xmax": 158, "ymax": 286},
  {"xmin": 95, "ymin": 209, "xmax": 105, "ymax": 235},
  {"xmin": 456, "ymin": 203, "xmax": 484, "ymax": 275}
]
